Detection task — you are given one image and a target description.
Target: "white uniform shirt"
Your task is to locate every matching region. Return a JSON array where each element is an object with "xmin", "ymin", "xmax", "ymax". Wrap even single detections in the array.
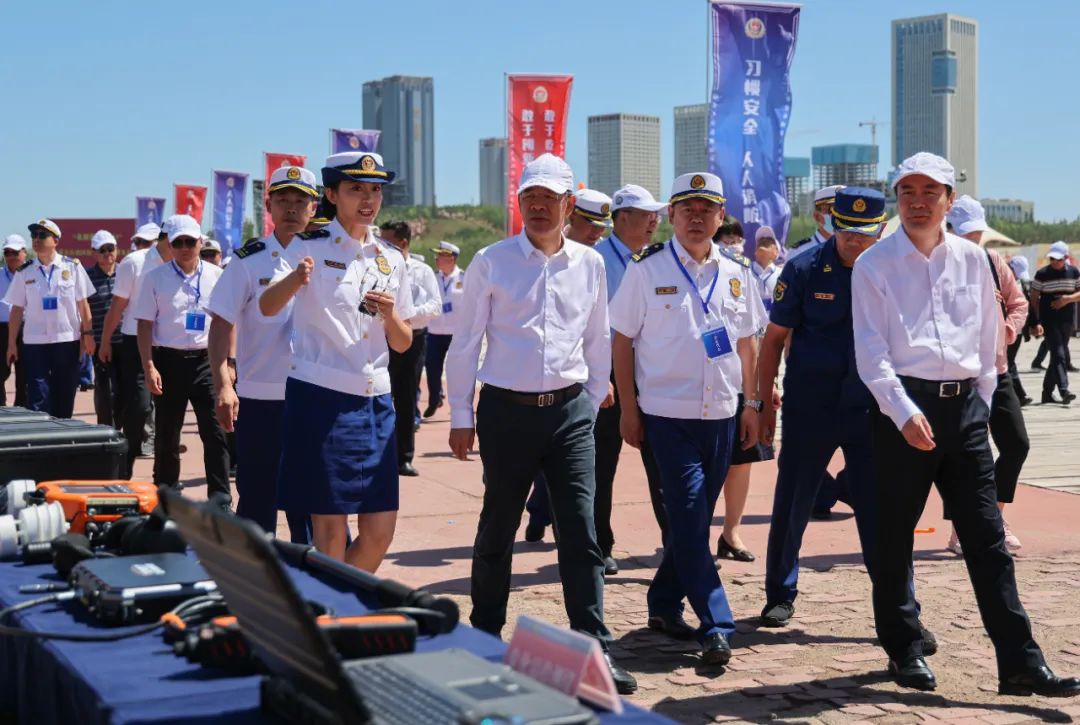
[
  {"xmin": 283, "ymin": 219, "xmax": 415, "ymax": 397},
  {"xmin": 205, "ymin": 234, "xmax": 295, "ymax": 400},
  {"xmin": 852, "ymin": 226, "xmax": 998, "ymax": 429},
  {"xmin": 113, "ymin": 245, "xmax": 166, "ymax": 336},
  {"xmin": 786, "ymin": 230, "xmax": 829, "ymax": 263},
  {"xmin": 610, "ymin": 237, "xmax": 766, "ymax": 420},
  {"xmin": 427, "ymin": 266, "xmax": 466, "ymax": 335},
  {"xmin": 400, "ymin": 253, "xmax": 442, "ymax": 330},
  {"xmin": 131, "ymin": 260, "xmax": 223, "ymax": 350},
  {"xmin": 445, "ymin": 233, "xmax": 610, "ymax": 429},
  {"xmin": 3, "ymin": 257, "xmax": 93, "ymax": 344},
  {"xmin": 0, "ymin": 267, "xmax": 17, "ymax": 323},
  {"xmin": 752, "ymin": 261, "xmax": 783, "ymax": 314}
]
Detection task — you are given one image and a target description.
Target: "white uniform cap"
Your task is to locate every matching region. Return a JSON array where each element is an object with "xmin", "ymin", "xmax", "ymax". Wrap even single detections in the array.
[
  {"xmin": 132, "ymin": 222, "xmax": 162, "ymax": 242},
  {"xmin": 517, "ymin": 153, "xmax": 574, "ymax": 195},
  {"xmin": 611, "ymin": 184, "xmax": 667, "ymax": 213},
  {"xmin": 434, "ymin": 241, "xmax": 460, "ymax": 256},
  {"xmin": 201, "ymin": 238, "xmax": 222, "ymax": 252},
  {"xmin": 90, "ymin": 230, "xmax": 117, "ymax": 250},
  {"xmin": 946, "ymin": 195, "xmax": 989, "ymax": 235},
  {"xmin": 27, "ymin": 218, "xmax": 62, "ymax": 239},
  {"xmin": 669, "ymin": 172, "xmax": 725, "ymax": 205},
  {"xmin": 3, "ymin": 234, "xmax": 27, "ymax": 252},
  {"xmin": 813, "ymin": 185, "xmax": 845, "ymax": 205},
  {"xmin": 268, "ymin": 165, "xmax": 319, "ymax": 197},
  {"xmin": 165, "ymin": 214, "xmax": 201, "ymax": 242},
  {"xmin": 892, "ymin": 152, "xmax": 956, "ymax": 189},
  {"xmin": 1047, "ymin": 241, "xmax": 1070, "ymax": 261},
  {"xmin": 573, "ymin": 188, "xmax": 614, "ymax": 228}
]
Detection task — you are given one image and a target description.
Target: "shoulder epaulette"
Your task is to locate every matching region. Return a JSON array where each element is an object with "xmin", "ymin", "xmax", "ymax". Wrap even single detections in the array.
[
  {"xmin": 719, "ymin": 244, "xmax": 751, "ymax": 268},
  {"xmin": 242, "ymin": 237, "xmax": 260, "ymax": 247},
  {"xmin": 17, "ymin": 260, "xmax": 32, "ymax": 271},
  {"xmin": 298, "ymin": 229, "xmax": 331, "ymax": 241},
  {"xmin": 631, "ymin": 242, "xmax": 665, "ymax": 263},
  {"xmin": 789, "ymin": 236, "xmax": 812, "ymax": 250},
  {"xmin": 234, "ymin": 241, "xmax": 265, "ymax": 259}
]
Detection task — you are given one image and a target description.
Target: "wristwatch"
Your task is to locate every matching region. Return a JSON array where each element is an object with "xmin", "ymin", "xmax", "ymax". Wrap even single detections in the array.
[{"xmin": 744, "ymin": 399, "xmax": 764, "ymax": 412}]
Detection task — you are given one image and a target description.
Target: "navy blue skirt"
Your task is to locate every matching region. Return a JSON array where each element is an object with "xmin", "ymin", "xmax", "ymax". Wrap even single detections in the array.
[{"xmin": 277, "ymin": 378, "xmax": 399, "ymax": 515}]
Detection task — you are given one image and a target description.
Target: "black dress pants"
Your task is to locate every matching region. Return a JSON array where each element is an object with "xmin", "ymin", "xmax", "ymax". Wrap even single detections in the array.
[
  {"xmin": 388, "ymin": 328, "xmax": 426, "ymax": 466},
  {"xmin": 92, "ymin": 352, "xmax": 121, "ymax": 427},
  {"xmin": 118, "ymin": 334, "xmax": 152, "ymax": 478},
  {"xmin": 1005, "ymin": 337, "xmax": 1028, "ymax": 400},
  {"xmin": 0, "ymin": 323, "xmax": 26, "ymax": 407},
  {"xmin": 1042, "ymin": 318, "xmax": 1072, "ymax": 395}
]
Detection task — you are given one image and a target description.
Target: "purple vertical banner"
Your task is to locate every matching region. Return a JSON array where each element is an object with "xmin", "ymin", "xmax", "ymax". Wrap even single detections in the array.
[
  {"xmin": 330, "ymin": 128, "xmax": 381, "ymax": 154},
  {"xmin": 212, "ymin": 171, "xmax": 248, "ymax": 253},
  {"xmin": 136, "ymin": 197, "xmax": 166, "ymax": 226},
  {"xmin": 708, "ymin": 2, "xmax": 800, "ymax": 246}
]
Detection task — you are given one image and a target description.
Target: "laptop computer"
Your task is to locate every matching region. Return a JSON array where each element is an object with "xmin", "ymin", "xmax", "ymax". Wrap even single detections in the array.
[{"xmin": 162, "ymin": 491, "xmax": 597, "ymax": 725}]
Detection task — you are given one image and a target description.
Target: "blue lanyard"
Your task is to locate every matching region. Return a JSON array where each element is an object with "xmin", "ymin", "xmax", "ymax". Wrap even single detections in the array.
[
  {"xmin": 38, "ymin": 264, "xmax": 56, "ymax": 291},
  {"xmin": 171, "ymin": 261, "xmax": 203, "ymax": 306},
  {"xmin": 440, "ymin": 272, "xmax": 454, "ymax": 297},
  {"xmin": 607, "ymin": 237, "xmax": 628, "ymax": 270},
  {"xmin": 669, "ymin": 243, "xmax": 719, "ymax": 316}
]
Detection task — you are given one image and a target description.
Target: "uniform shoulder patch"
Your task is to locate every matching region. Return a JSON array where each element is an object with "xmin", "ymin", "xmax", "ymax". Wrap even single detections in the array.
[
  {"xmin": 17, "ymin": 260, "xmax": 32, "ymax": 271},
  {"xmin": 234, "ymin": 241, "xmax": 265, "ymax": 259},
  {"xmin": 631, "ymin": 242, "xmax": 665, "ymax": 263},
  {"xmin": 718, "ymin": 244, "xmax": 751, "ymax": 268},
  {"xmin": 790, "ymin": 236, "xmax": 813, "ymax": 251},
  {"xmin": 298, "ymin": 229, "xmax": 331, "ymax": 241}
]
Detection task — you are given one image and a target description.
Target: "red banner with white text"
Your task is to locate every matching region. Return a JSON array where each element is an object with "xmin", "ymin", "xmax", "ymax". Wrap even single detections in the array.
[
  {"xmin": 506, "ymin": 74, "xmax": 573, "ymax": 235},
  {"xmin": 263, "ymin": 152, "xmax": 307, "ymax": 235},
  {"xmin": 174, "ymin": 184, "xmax": 207, "ymax": 224}
]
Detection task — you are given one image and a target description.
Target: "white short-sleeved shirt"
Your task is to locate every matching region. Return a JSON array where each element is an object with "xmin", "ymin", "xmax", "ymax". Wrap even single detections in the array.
[
  {"xmin": 131, "ymin": 260, "xmax": 223, "ymax": 350},
  {"xmin": 283, "ymin": 218, "xmax": 415, "ymax": 397},
  {"xmin": 609, "ymin": 237, "xmax": 766, "ymax": 420},
  {"xmin": 3, "ymin": 257, "xmax": 93, "ymax": 344},
  {"xmin": 0, "ymin": 267, "xmax": 17, "ymax": 323},
  {"xmin": 206, "ymin": 234, "xmax": 296, "ymax": 400},
  {"xmin": 426, "ymin": 266, "xmax": 466, "ymax": 335},
  {"xmin": 401, "ymin": 253, "xmax": 442, "ymax": 331},
  {"xmin": 113, "ymin": 245, "xmax": 166, "ymax": 336}
]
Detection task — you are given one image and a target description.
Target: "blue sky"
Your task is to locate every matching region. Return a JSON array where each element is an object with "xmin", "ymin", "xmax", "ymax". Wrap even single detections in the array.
[{"xmin": 2, "ymin": 0, "xmax": 1077, "ymax": 233}]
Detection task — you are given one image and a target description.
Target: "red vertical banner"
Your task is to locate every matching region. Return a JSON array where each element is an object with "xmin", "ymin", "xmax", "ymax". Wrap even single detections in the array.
[
  {"xmin": 174, "ymin": 184, "xmax": 208, "ymax": 223},
  {"xmin": 506, "ymin": 74, "xmax": 573, "ymax": 235},
  {"xmin": 263, "ymin": 152, "xmax": 307, "ymax": 235}
]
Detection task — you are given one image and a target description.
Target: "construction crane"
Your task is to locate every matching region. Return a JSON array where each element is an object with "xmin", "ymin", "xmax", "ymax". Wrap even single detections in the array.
[{"xmin": 858, "ymin": 119, "xmax": 888, "ymax": 149}]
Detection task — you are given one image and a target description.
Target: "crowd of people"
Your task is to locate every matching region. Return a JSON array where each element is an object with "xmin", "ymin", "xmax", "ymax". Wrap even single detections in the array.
[{"xmin": 1, "ymin": 148, "xmax": 1078, "ymax": 698}]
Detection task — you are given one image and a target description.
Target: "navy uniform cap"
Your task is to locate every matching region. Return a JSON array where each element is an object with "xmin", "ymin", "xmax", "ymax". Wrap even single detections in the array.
[
  {"xmin": 831, "ymin": 187, "xmax": 887, "ymax": 236},
  {"xmin": 321, "ymin": 152, "xmax": 396, "ymax": 186}
]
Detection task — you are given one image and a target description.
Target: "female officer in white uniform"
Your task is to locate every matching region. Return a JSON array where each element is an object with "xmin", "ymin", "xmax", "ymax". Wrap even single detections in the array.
[{"xmin": 260, "ymin": 152, "xmax": 414, "ymax": 572}]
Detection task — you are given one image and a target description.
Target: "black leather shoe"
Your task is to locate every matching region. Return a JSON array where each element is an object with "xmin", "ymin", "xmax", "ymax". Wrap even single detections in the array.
[
  {"xmin": 1063, "ymin": 391, "xmax": 1077, "ymax": 405},
  {"xmin": 398, "ymin": 462, "xmax": 419, "ymax": 477},
  {"xmin": 604, "ymin": 652, "xmax": 637, "ymax": 694},
  {"xmin": 422, "ymin": 399, "xmax": 443, "ymax": 418},
  {"xmin": 1019, "ymin": 395, "xmax": 1033, "ymax": 407},
  {"xmin": 716, "ymin": 534, "xmax": 755, "ymax": 562},
  {"xmin": 888, "ymin": 655, "xmax": 936, "ymax": 691},
  {"xmin": 1069, "ymin": 365, "xmax": 1079, "ymax": 373},
  {"xmin": 1031, "ymin": 362, "xmax": 1045, "ymax": 371},
  {"xmin": 647, "ymin": 613, "xmax": 697, "ymax": 640},
  {"xmin": 603, "ymin": 556, "xmax": 619, "ymax": 576},
  {"xmin": 1042, "ymin": 393, "xmax": 1063, "ymax": 405},
  {"xmin": 760, "ymin": 601, "xmax": 795, "ymax": 628},
  {"xmin": 524, "ymin": 522, "xmax": 545, "ymax": 543},
  {"xmin": 999, "ymin": 666, "xmax": 1080, "ymax": 697},
  {"xmin": 700, "ymin": 633, "xmax": 732, "ymax": 666},
  {"xmin": 919, "ymin": 624, "xmax": 938, "ymax": 657}
]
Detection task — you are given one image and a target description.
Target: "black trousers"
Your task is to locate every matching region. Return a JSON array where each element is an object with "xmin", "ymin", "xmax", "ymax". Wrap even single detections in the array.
[
  {"xmin": 151, "ymin": 347, "xmax": 230, "ymax": 500},
  {"xmin": 1042, "ymin": 318, "xmax": 1072, "ymax": 395},
  {"xmin": 388, "ymin": 328, "xmax": 426, "ymax": 465},
  {"xmin": 118, "ymin": 335, "xmax": 152, "ymax": 478},
  {"xmin": 92, "ymin": 351, "xmax": 122, "ymax": 427},
  {"xmin": 0, "ymin": 323, "xmax": 26, "ymax": 407},
  {"xmin": 1005, "ymin": 337, "xmax": 1028, "ymax": 400},
  {"xmin": 472, "ymin": 386, "xmax": 610, "ymax": 646},
  {"xmin": 873, "ymin": 385, "xmax": 1043, "ymax": 675}
]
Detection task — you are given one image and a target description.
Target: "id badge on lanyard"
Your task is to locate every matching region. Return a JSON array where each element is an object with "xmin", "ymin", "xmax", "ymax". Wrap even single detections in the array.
[
  {"xmin": 40, "ymin": 266, "xmax": 58, "ymax": 311},
  {"xmin": 669, "ymin": 244, "xmax": 732, "ymax": 359},
  {"xmin": 185, "ymin": 310, "xmax": 206, "ymax": 332}
]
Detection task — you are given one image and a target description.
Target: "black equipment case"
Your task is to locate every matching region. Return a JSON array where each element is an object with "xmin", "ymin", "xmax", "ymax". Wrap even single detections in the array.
[{"xmin": 0, "ymin": 417, "xmax": 127, "ymax": 481}]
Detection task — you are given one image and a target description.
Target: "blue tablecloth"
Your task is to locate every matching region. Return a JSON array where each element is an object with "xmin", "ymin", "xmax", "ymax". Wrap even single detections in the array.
[{"xmin": 0, "ymin": 556, "xmax": 667, "ymax": 724}]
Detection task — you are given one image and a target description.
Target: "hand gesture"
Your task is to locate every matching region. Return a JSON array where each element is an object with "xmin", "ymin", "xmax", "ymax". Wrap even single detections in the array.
[{"xmin": 294, "ymin": 257, "xmax": 314, "ymax": 285}]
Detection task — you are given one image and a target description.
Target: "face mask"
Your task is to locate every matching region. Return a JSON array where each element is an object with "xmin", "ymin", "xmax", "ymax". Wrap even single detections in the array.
[{"xmin": 822, "ymin": 216, "xmax": 834, "ymax": 235}]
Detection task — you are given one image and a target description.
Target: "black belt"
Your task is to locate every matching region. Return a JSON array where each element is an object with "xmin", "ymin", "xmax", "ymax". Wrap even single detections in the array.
[
  {"xmin": 899, "ymin": 376, "xmax": 973, "ymax": 399},
  {"xmin": 483, "ymin": 383, "xmax": 582, "ymax": 408},
  {"xmin": 154, "ymin": 347, "xmax": 208, "ymax": 360}
]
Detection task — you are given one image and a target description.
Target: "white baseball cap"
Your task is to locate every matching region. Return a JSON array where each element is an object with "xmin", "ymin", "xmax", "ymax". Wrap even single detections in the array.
[
  {"xmin": 201, "ymin": 238, "xmax": 222, "ymax": 252},
  {"xmin": 611, "ymin": 184, "xmax": 667, "ymax": 213},
  {"xmin": 893, "ymin": 152, "xmax": 956, "ymax": 189},
  {"xmin": 517, "ymin": 153, "xmax": 574, "ymax": 195},
  {"xmin": 90, "ymin": 230, "xmax": 117, "ymax": 250},
  {"xmin": 165, "ymin": 214, "xmax": 202, "ymax": 242},
  {"xmin": 1047, "ymin": 241, "xmax": 1069, "ymax": 261},
  {"xmin": 946, "ymin": 195, "xmax": 989, "ymax": 235},
  {"xmin": 434, "ymin": 241, "xmax": 460, "ymax": 256},
  {"xmin": 1007, "ymin": 256, "xmax": 1030, "ymax": 279},
  {"xmin": 3, "ymin": 234, "xmax": 26, "ymax": 252},
  {"xmin": 132, "ymin": 222, "xmax": 162, "ymax": 243}
]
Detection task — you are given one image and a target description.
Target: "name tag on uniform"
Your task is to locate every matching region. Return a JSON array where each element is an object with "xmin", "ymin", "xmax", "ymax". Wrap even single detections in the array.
[
  {"xmin": 324, "ymin": 259, "xmax": 346, "ymax": 270},
  {"xmin": 701, "ymin": 325, "xmax": 733, "ymax": 359},
  {"xmin": 442, "ymin": 302, "xmax": 453, "ymax": 314},
  {"xmin": 42, "ymin": 296, "xmax": 58, "ymax": 311},
  {"xmin": 813, "ymin": 292, "xmax": 835, "ymax": 301},
  {"xmin": 655, "ymin": 286, "xmax": 677, "ymax": 295},
  {"xmin": 185, "ymin": 311, "xmax": 207, "ymax": 332}
]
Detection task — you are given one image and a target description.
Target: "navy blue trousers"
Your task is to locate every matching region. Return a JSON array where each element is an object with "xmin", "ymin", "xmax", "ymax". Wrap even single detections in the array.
[
  {"xmin": 23, "ymin": 340, "xmax": 80, "ymax": 419},
  {"xmin": 424, "ymin": 332, "xmax": 453, "ymax": 409},
  {"xmin": 643, "ymin": 413, "xmax": 736, "ymax": 642}
]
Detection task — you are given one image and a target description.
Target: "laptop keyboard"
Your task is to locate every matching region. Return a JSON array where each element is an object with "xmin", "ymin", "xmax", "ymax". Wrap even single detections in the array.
[{"xmin": 347, "ymin": 661, "xmax": 461, "ymax": 724}]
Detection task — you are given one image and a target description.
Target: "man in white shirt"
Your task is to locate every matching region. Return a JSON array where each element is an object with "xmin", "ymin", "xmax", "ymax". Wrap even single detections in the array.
[
  {"xmin": 853, "ymin": 152, "xmax": 1078, "ymax": 697},
  {"xmin": 132, "ymin": 215, "xmax": 229, "ymax": 503},
  {"xmin": 0, "ymin": 235, "xmax": 28, "ymax": 407},
  {"xmin": 422, "ymin": 241, "xmax": 464, "ymax": 419},
  {"xmin": 445, "ymin": 153, "xmax": 635, "ymax": 694}
]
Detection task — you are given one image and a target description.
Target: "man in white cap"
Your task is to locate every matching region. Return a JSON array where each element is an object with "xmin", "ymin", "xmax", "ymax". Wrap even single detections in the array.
[
  {"xmin": 610, "ymin": 171, "xmax": 766, "ymax": 664},
  {"xmin": 87, "ymin": 230, "xmax": 123, "ymax": 426},
  {"xmin": 422, "ymin": 241, "xmax": 463, "ymax": 419},
  {"xmin": 131, "ymin": 222, "xmax": 159, "ymax": 252},
  {"xmin": 0, "ymin": 234, "xmax": 28, "ymax": 406},
  {"xmin": 445, "ymin": 153, "xmax": 636, "ymax": 694},
  {"xmin": 853, "ymin": 152, "xmax": 1078, "ymax": 695},
  {"xmin": 199, "ymin": 238, "xmax": 223, "ymax": 267},
  {"xmin": 564, "ymin": 188, "xmax": 612, "ymax": 246},
  {"xmin": 788, "ymin": 185, "xmax": 843, "ymax": 261},
  {"xmin": 1031, "ymin": 240, "xmax": 1079, "ymax": 405},
  {"xmin": 3, "ymin": 219, "xmax": 95, "ymax": 418},
  {"xmin": 132, "ymin": 214, "xmax": 230, "ymax": 504}
]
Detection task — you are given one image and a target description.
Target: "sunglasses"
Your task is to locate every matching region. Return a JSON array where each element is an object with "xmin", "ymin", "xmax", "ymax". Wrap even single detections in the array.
[
  {"xmin": 97, "ymin": 245, "xmax": 117, "ymax": 254},
  {"xmin": 170, "ymin": 237, "xmax": 199, "ymax": 249},
  {"xmin": 30, "ymin": 231, "xmax": 53, "ymax": 240},
  {"xmin": 3, "ymin": 250, "xmax": 20, "ymax": 256},
  {"xmin": 199, "ymin": 250, "xmax": 220, "ymax": 258}
]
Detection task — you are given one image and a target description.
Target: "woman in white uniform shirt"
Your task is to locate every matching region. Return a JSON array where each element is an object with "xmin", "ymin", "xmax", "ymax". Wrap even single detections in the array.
[{"xmin": 260, "ymin": 152, "xmax": 414, "ymax": 571}]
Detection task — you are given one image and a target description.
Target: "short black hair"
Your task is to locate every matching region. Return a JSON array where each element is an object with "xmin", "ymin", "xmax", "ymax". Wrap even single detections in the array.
[
  {"xmin": 713, "ymin": 217, "xmax": 743, "ymax": 242},
  {"xmin": 379, "ymin": 221, "xmax": 411, "ymax": 242}
]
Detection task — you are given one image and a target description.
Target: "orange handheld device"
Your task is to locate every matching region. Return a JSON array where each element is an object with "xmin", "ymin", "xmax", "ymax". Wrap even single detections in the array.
[{"xmin": 27, "ymin": 481, "xmax": 159, "ymax": 535}]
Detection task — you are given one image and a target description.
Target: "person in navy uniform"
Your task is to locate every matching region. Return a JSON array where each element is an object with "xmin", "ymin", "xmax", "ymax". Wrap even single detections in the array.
[{"xmin": 787, "ymin": 185, "xmax": 843, "ymax": 260}]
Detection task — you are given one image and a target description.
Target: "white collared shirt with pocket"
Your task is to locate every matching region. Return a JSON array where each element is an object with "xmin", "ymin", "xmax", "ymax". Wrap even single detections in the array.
[
  {"xmin": 427, "ymin": 266, "xmax": 466, "ymax": 336},
  {"xmin": 3, "ymin": 257, "xmax": 93, "ymax": 344},
  {"xmin": 131, "ymin": 260, "xmax": 222, "ymax": 350}
]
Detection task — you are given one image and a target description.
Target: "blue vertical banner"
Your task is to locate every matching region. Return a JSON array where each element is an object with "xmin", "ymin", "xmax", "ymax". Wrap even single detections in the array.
[
  {"xmin": 212, "ymin": 171, "xmax": 248, "ymax": 253},
  {"xmin": 136, "ymin": 197, "xmax": 166, "ymax": 226},
  {"xmin": 708, "ymin": 2, "xmax": 800, "ymax": 246},
  {"xmin": 330, "ymin": 129, "xmax": 381, "ymax": 154}
]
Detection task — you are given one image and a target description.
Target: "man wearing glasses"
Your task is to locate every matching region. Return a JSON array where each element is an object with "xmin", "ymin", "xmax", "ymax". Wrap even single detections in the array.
[
  {"xmin": 87, "ymin": 230, "xmax": 123, "ymax": 426},
  {"xmin": 131, "ymin": 215, "xmax": 229, "ymax": 503},
  {"xmin": 0, "ymin": 235, "xmax": 28, "ymax": 407}
]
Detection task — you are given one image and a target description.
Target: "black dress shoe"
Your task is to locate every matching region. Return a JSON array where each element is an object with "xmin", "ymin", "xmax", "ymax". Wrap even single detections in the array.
[
  {"xmin": 1069, "ymin": 365, "xmax": 1079, "ymax": 373},
  {"xmin": 760, "ymin": 601, "xmax": 795, "ymax": 628},
  {"xmin": 524, "ymin": 522, "xmax": 545, "ymax": 543},
  {"xmin": 603, "ymin": 652, "xmax": 637, "ymax": 694},
  {"xmin": 1063, "ymin": 391, "xmax": 1077, "ymax": 405},
  {"xmin": 1042, "ymin": 393, "xmax": 1063, "ymax": 405},
  {"xmin": 603, "ymin": 556, "xmax": 619, "ymax": 576},
  {"xmin": 888, "ymin": 655, "xmax": 936, "ymax": 691},
  {"xmin": 1000, "ymin": 666, "xmax": 1080, "ymax": 697},
  {"xmin": 700, "ymin": 633, "xmax": 732, "ymax": 666},
  {"xmin": 422, "ymin": 399, "xmax": 443, "ymax": 418},
  {"xmin": 1019, "ymin": 395, "xmax": 1033, "ymax": 407},
  {"xmin": 716, "ymin": 534, "xmax": 755, "ymax": 562},
  {"xmin": 919, "ymin": 624, "xmax": 938, "ymax": 657},
  {"xmin": 398, "ymin": 462, "xmax": 419, "ymax": 477},
  {"xmin": 1031, "ymin": 363, "xmax": 1045, "ymax": 371},
  {"xmin": 647, "ymin": 613, "xmax": 697, "ymax": 640}
]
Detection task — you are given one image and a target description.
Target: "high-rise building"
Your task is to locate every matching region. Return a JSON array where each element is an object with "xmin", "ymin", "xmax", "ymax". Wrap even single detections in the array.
[
  {"xmin": 981, "ymin": 198, "xmax": 1034, "ymax": 223},
  {"xmin": 362, "ymin": 75, "xmax": 435, "ymax": 207},
  {"xmin": 478, "ymin": 138, "xmax": 507, "ymax": 208},
  {"xmin": 811, "ymin": 144, "xmax": 880, "ymax": 188},
  {"xmin": 674, "ymin": 104, "xmax": 708, "ymax": 177},
  {"xmin": 587, "ymin": 113, "xmax": 661, "ymax": 199},
  {"xmin": 891, "ymin": 14, "xmax": 978, "ymax": 196},
  {"xmin": 783, "ymin": 157, "xmax": 811, "ymax": 216}
]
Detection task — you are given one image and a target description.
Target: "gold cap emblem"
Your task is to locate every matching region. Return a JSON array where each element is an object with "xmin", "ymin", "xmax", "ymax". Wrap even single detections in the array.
[
  {"xmin": 690, "ymin": 175, "xmax": 706, "ymax": 190},
  {"xmin": 286, "ymin": 167, "xmax": 301, "ymax": 180},
  {"xmin": 852, "ymin": 198, "xmax": 867, "ymax": 213},
  {"xmin": 360, "ymin": 155, "xmax": 377, "ymax": 172}
]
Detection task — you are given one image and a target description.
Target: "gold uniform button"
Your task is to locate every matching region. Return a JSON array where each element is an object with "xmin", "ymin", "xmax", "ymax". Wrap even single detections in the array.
[
  {"xmin": 665, "ymin": 304, "xmax": 671, "ymax": 309},
  {"xmin": 335, "ymin": 237, "xmax": 342, "ymax": 244}
]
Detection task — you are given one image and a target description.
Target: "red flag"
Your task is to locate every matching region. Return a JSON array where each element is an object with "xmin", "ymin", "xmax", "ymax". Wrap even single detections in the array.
[
  {"xmin": 506, "ymin": 75, "xmax": 573, "ymax": 235},
  {"xmin": 174, "ymin": 184, "xmax": 208, "ymax": 223},
  {"xmin": 263, "ymin": 152, "xmax": 307, "ymax": 235}
]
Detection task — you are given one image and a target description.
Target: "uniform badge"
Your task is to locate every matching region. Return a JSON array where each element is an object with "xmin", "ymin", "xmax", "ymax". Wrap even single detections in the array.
[
  {"xmin": 600, "ymin": 203, "xmax": 610, "ymax": 215},
  {"xmin": 25, "ymin": 278, "xmax": 35, "ymax": 285},
  {"xmin": 690, "ymin": 175, "xmax": 706, "ymax": 190},
  {"xmin": 61, "ymin": 269, "xmax": 71, "ymax": 281},
  {"xmin": 323, "ymin": 259, "xmax": 346, "ymax": 270},
  {"xmin": 375, "ymin": 254, "xmax": 392, "ymax": 275},
  {"xmin": 814, "ymin": 292, "xmax": 835, "ymax": 301},
  {"xmin": 852, "ymin": 198, "xmax": 867, "ymax": 213},
  {"xmin": 360, "ymin": 155, "xmax": 377, "ymax": 172},
  {"xmin": 654, "ymin": 286, "xmax": 677, "ymax": 295},
  {"xmin": 286, "ymin": 167, "xmax": 301, "ymax": 180},
  {"xmin": 823, "ymin": 263, "xmax": 832, "ymax": 273},
  {"xmin": 729, "ymin": 278, "xmax": 742, "ymax": 298},
  {"xmin": 774, "ymin": 281, "xmax": 786, "ymax": 301},
  {"xmin": 258, "ymin": 277, "xmax": 272, "ymax": 286},
  {"xmin": 455, "ymin": 281, "xmax": 463, "ymax": 288}
]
